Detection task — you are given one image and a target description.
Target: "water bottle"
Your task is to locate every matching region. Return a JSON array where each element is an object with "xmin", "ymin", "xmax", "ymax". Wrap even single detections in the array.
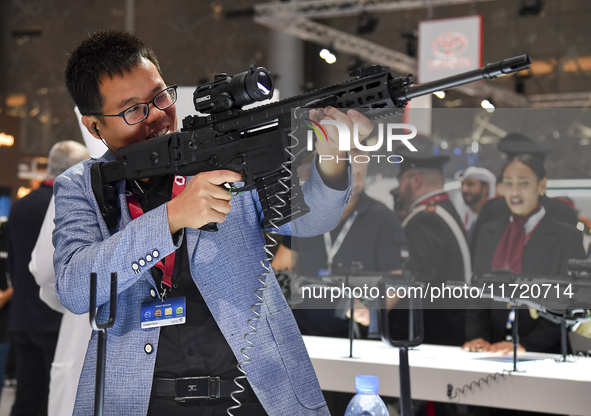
[{"xmin": 344, "ymin": 375, "xmax": 389, "ymax": 416}]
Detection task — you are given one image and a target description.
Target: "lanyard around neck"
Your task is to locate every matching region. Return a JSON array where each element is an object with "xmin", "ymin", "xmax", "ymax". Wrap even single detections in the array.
[
  {"xmin": 323, "ymin": 211, "xmax": 358, "ymax": 271},
  {"xmin": 125, "ymin": 175, "xmax": 186, "ymax": 289}
]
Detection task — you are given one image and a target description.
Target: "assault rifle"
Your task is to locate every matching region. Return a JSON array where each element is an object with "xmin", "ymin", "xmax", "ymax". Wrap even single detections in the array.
[
  {"xmin": 472, "ymin": 264, "xmax": 591, "ymax": 363},
  {"xmin": 91, "ymin": 56, "xmax": 531, "ymax": 231},
  {"xmin": 472, "ymin": 266, "xmax": 591, "ymax": 313}
]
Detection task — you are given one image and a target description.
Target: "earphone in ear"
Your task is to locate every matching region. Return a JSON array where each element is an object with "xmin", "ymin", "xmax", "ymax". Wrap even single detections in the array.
[{"xmin": 92, "ymin": 125, "xmax": 113, "ymax": 152}]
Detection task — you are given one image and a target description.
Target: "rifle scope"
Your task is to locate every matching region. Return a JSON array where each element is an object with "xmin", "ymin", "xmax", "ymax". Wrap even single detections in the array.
[{"xmin": 193, "ymin": 64, "xmax": 273, "ymax": 114}]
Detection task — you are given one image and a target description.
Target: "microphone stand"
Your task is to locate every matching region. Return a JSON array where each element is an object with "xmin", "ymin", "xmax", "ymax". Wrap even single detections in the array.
[{"xmin": 89, "ymin": 272, "xmax": 118, "ymax": 416}]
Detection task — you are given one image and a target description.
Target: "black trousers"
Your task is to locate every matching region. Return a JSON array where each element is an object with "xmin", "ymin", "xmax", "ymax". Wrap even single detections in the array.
[{"xmin": 10, "ymin": 331, "xmax": 59, "ymax": 416}]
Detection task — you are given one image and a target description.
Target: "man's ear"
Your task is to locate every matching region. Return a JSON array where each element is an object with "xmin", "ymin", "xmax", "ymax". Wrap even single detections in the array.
[
  {"xmin": 81, "ymin": 116, "xmax": 101, "ymax": 140},
  {"xmin": 411, "ymin": 172, "xmax": 422, "ymax": 190},
  {"xmin": 539, "ymin": 177, "xmax": 548, "ymax": 196}
]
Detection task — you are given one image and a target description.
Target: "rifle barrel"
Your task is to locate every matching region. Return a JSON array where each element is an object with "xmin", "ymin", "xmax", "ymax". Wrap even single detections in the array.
[{"xmin": 401, "ymin": 55, "xmax": 531, "ymax": 101}]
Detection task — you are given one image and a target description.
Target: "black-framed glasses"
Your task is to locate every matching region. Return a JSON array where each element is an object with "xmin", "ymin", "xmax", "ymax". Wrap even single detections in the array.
[{"xmin": 85, "ymin": 84, "xmax": 177, "ymax": 126}]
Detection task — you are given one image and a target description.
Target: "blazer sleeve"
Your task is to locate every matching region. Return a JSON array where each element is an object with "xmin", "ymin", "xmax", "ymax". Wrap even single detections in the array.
[{"xmin": 52, "ymin": 163, "xmax": 182, "ymax": 315}]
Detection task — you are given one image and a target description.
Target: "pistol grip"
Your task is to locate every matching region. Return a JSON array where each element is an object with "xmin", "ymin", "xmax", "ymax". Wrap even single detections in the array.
[{"xmin": 199, "ymin": 222, "xmax": 219, "ymax": 232}]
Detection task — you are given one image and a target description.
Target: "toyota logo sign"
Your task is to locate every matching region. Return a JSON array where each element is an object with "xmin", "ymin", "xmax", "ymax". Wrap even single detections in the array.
[{"xmin": 431, "ymin": 32, "xmax": 469, "ymax": 59}]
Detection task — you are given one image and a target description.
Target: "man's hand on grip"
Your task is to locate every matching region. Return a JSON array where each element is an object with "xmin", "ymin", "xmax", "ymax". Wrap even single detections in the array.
[{"xmin": 166, "ymin": 170, "xmax": 243, "ymax": 234}]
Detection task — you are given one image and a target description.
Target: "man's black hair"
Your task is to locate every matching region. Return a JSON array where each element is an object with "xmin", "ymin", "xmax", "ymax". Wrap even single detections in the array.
[{"xmin": 65, "ymin": 30, "xmax": 162, "ymax": 117}]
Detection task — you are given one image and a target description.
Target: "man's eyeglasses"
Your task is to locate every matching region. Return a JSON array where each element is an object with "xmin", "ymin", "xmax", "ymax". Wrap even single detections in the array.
[{"xmin": 85, "ymin": 84, "xmax": 177, "ymax": 126}]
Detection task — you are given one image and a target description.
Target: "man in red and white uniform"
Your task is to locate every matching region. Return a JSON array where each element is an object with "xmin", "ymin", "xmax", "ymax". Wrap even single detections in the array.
[{"xmin": 392, "ymin": 149, "xmax": 471, "ymax": 347}]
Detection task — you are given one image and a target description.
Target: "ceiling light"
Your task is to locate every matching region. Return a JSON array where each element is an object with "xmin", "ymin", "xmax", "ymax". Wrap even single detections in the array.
[
  {"xmin": 320, "ymin": 47, "xmax": 337, "ymax": 64},
  {"xmin": 481, "ymin": 99, "xmax": 495, "ymax": 113}
]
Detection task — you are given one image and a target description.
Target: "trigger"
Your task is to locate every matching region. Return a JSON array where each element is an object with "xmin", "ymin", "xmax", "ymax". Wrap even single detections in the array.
[{"xmin": 223, "ymin": 182, "xmax": 243, "ymax": 196}]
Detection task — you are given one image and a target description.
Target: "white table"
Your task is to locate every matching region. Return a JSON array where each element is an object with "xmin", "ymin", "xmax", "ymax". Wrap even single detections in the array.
[{"xmin": 303, "ymin": 336, "xmax": 591, "ymax": 415}]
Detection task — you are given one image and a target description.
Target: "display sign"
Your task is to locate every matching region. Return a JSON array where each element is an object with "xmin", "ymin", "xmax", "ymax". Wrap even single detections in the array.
[{"xmin": 418, "ymin": 15, "xmax": 482, "ymax": 83}]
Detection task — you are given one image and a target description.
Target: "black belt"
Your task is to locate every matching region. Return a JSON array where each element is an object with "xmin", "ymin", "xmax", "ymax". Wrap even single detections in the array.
[{"xmin": 153, "ymin": 376, "xmax": 257, "ymax": 402}]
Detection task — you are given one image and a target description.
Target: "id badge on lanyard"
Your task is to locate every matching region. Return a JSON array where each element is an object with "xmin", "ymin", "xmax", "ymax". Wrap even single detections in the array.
[
  {"xmin": 141, "ymin": 296, "xmax": 186, "ymax": 329},
  {"xmin": 126, "ymin": 175, "xmax": 188, "ymax": 328}
]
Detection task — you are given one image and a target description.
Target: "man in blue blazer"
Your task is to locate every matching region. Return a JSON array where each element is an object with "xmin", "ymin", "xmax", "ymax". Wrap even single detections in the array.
[{"xmin": 53, "ymin": 31, "xmax": 372, "ymax": 416}]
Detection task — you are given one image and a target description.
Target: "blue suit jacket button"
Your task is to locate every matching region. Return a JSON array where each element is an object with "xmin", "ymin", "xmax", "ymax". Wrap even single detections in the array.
[
  {"xmin": 132, "ymin": 262, "xmax": 139, "ymax": 273},
  {"xmin": 146, "ymin": 254, "xmax": 153, "ymax": 262},
  {"xmin": 139, "ymin": 258, "xmax": 146, "ymax": 267},
  {"xmin": 144, "ymin": 344, "xmax": 153, "ymax": 354},
  {"xmin": 150, "ymin": 289, "xmax": 156, "ymax": 298},
  {"xmin": 152, "ymin": 250, "xmax": 159, "ymax": 258}
]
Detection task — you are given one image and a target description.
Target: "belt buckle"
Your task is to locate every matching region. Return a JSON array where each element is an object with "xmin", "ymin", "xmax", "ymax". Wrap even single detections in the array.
[{"xmin": 175, "ymin": 376, "xmax": 220, "ymax": 402}]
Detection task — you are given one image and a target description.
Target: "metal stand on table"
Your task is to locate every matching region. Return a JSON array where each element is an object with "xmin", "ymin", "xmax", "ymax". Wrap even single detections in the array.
[
  {"xmin": 510, "ymin": 301, "xmax": 519, "ymax": 372},
  {"xmin": 286, "ymin": 265, "xmax": 383, "ymax": 359},
  {"xmin": 89, "ymin": 272, "xmax": 117, "ymax": 416},
  {"xmin": 378, "ymin": 271, "xmax": 424, "ymax": 416},
  {"xmin": 474, "ymin": 261, "xmax": 591, "ymax": 367},
  {"xmin": 344, "ymin": 262, "xmax": 364, "ymax": 358},
  {"xmin": 347, "ymin": 273, "xmax": 355, "ymax": 358},
  {"xmin": 286, "ymin": 261, "xmax": 427, "ymax": 416}
]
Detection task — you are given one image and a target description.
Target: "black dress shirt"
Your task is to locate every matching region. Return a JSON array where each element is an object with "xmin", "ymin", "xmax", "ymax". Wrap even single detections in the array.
[{"xmin": 129, "ymin": 177, "xmax": 266, "ymax": 416}]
